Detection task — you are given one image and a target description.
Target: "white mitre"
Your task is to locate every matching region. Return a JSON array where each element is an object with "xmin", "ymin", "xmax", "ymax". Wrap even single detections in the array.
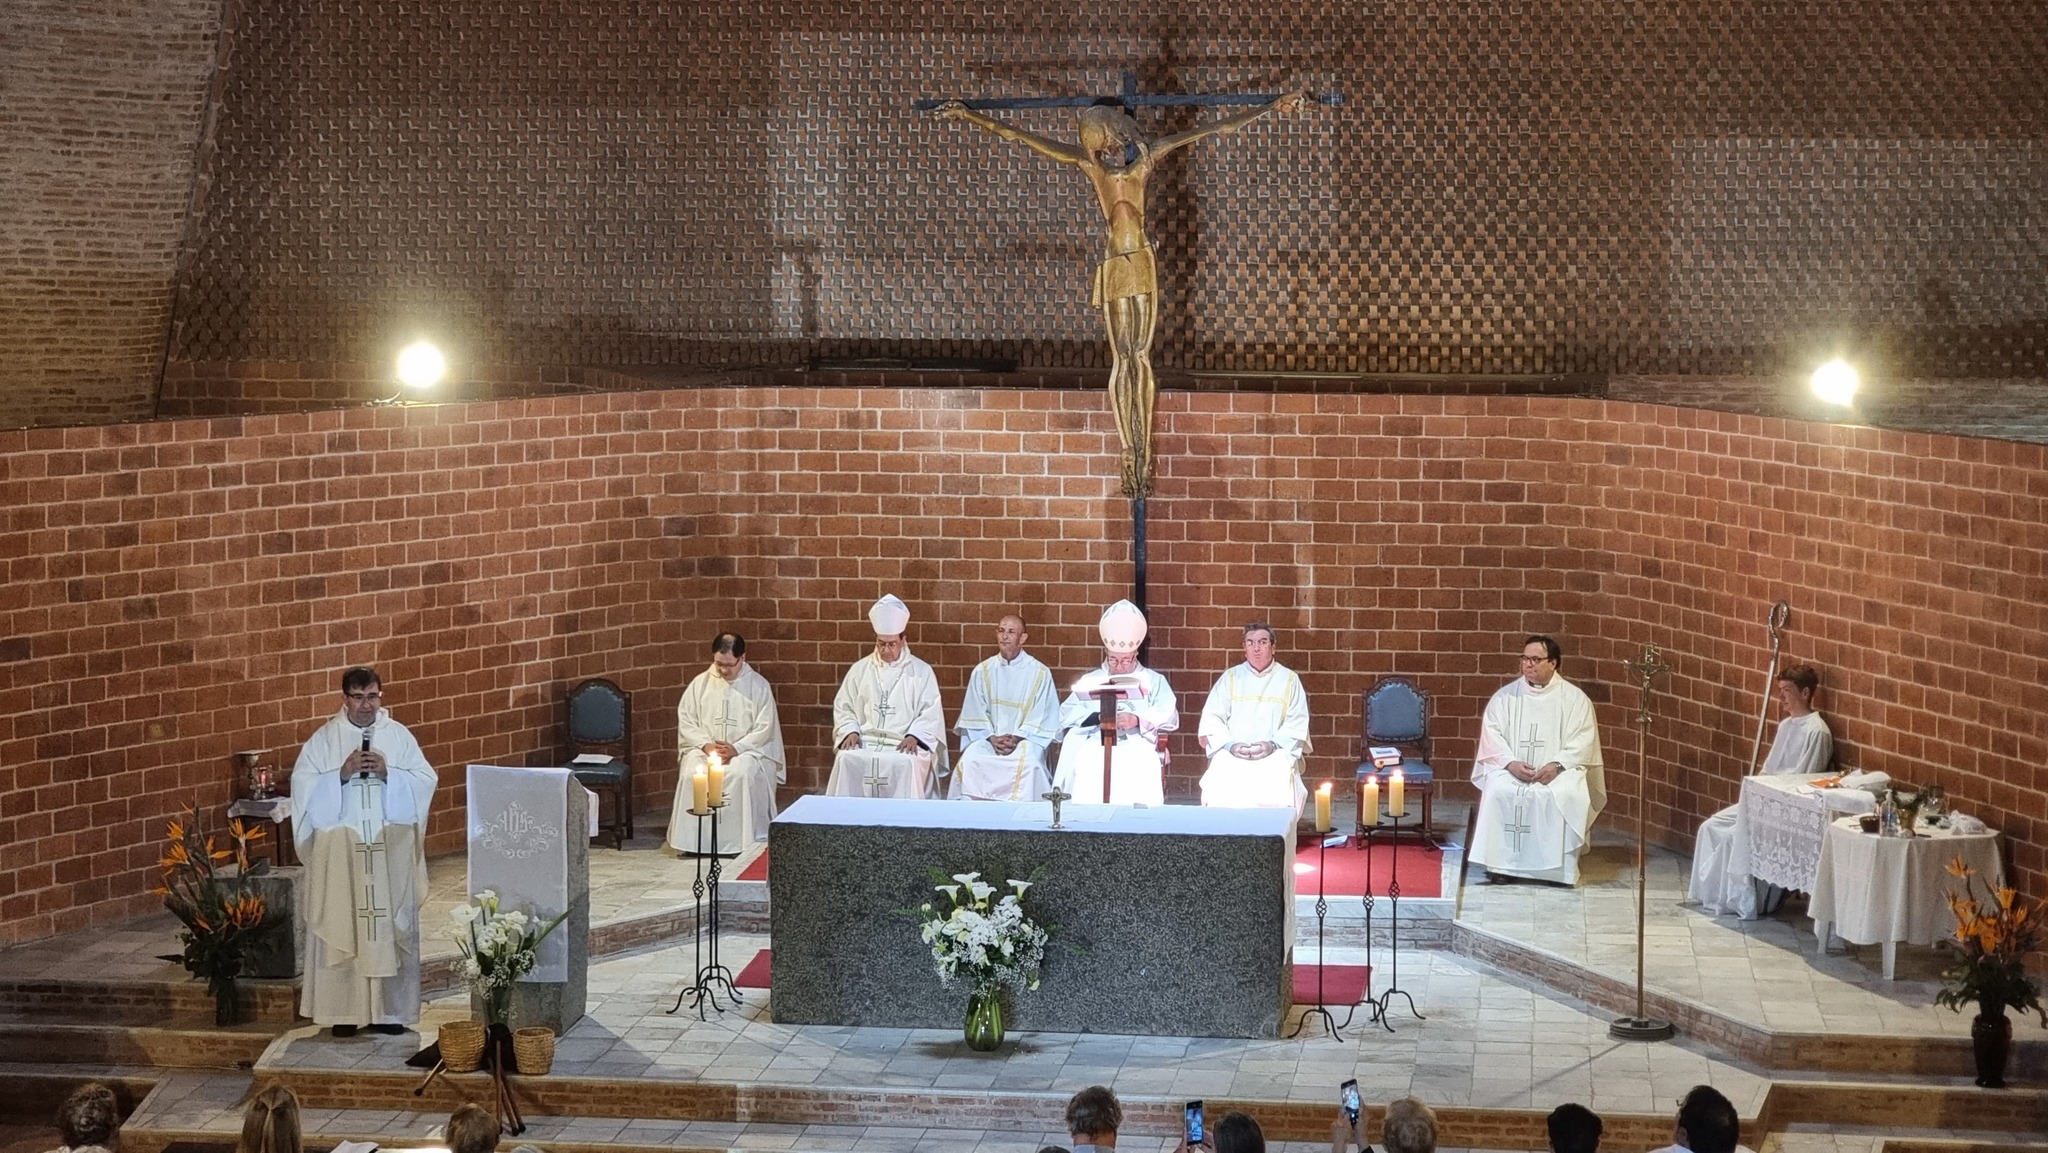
[
  {"xmin": 1099, "ymin": 599, "xmax": 1148, "ymax": 654},
  {"xmin": 869, "ymin": 594, "xmax": 910, "ymax": 635}
]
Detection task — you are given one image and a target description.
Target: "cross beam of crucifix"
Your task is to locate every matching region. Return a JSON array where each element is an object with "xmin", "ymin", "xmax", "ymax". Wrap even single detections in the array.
[{"xmin": 914, "ymin": 71, "xmax": 1342, "ymax": 112}]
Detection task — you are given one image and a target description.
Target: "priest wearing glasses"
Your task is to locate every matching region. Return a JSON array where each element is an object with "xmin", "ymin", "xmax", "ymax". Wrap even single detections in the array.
[
  {"xmin": 824, "ymin": 594, "xmax": 949, "ymax": 798},
  {"xmin": 1468, "ymin": 635, "xmax": 1606, "ymax": 884}
]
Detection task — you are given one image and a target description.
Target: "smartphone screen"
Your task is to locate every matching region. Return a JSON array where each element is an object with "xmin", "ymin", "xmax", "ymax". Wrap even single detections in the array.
[
  {"xmin": 1340, "ymin": 1078, "xmax": 1361, "ymax": 1123},
  {"xmin": 1184, "ymin": 1100, "xmax": 1205, "ymax": 1146}
]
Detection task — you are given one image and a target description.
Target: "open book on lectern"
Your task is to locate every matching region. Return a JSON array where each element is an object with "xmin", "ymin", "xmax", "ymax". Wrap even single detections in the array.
[{"xmin": 1069, "ymin": 670, "xmax": 1148, "ymax": 698}]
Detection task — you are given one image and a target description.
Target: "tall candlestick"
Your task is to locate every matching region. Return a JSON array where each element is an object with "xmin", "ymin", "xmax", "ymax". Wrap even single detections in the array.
[
  {"xmin": 1389, "ymin": 769, "xmax": 1406, "ymax": 817},
  {"xmin": 692, "ymin": 769, "xmax": 709, "ymax": 813},
  {"xmin": 1363, "ymin": 774, "xmax": 1380, "ymax": 826},
  {"xmin": 1314, "ymin": 781, "xmax": 1333, "ymax": 833},
  {"xmin": 707, "ymin": 755, "xmax": 726, "ymax": 808}
]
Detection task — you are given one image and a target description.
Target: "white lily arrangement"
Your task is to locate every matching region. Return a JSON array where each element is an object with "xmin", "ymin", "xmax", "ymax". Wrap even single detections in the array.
[
  {"xmin": 448, "ymin": 890, "xmax": 570, "ymax": 1017},
  {"xmin": 916, "ymin": 870, "xmax": 1050, "ymax": 996}
]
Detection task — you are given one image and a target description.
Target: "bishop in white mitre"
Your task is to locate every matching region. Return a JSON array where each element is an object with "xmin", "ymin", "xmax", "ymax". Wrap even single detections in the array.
[
  {"xmin": 1469, "ymin": 635, "xmax": 1607, "ymax": 884},
  {"xmin": 1689, "ymin": 663, "xmax": 1834, "ymax": 918},
  {"xmin": 950, "ymin": 613, "xmax": 1061, "ymax": 801},
  {"xmin": 1052, "ymin": 600, "xmax": 1178, "ymax": 806},
  {"xmin": 291, "ymin": 667, "xmax": 437, "ymax": 1036},
  {"xmin": 667, "ymin": 631, "xmax": 787, "ymax": 855},
  {"xmin": 1197, "ymin": 621, "xmax": 1312, "ymax": 815},
  {"xmin": 825, "ymin": 594, "xmax": 949, "ymax": 798}
]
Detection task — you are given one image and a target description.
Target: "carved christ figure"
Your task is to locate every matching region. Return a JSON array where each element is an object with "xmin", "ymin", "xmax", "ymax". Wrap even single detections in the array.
[{"xmin": 936, "ymin": 93, "xmax": 1304, "ymax": 498}]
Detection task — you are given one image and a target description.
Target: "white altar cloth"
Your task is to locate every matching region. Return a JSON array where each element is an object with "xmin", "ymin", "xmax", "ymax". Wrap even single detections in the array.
[
  {"xmin": 1739, "ymin": 772, "xmax": 1878, "ymax": 893},
  {"xmin": 1809, "ymin": 816, "xmax": 2002, "ymax": 979}
]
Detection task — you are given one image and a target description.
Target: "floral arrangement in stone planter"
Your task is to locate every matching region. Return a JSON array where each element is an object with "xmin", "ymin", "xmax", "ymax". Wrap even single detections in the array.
[
  {"xmin": 154, "ymin": 804, "xmax": 276, "ymax": 1024},
  {"xmin": 1936, "ymin": 855, "xmax": 2045, "ymax": 1087},
  {"xmin": 915, "ymin": 870, "xmax": 1050, "ymax": 1051},
  {"xmin": 450, "ymin": 889, "xmax": 569, "ymax": 1028}
]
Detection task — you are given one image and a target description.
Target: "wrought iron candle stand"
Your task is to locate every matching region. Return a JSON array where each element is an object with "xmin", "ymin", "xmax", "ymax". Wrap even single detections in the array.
[
  {"xmin": 1288, "ymin": 829, "xmax": 1345, "ymax": 1041},
  {"xmin": 1362, "ymin": 809, "xmax": 1424, "ymax": 1028},
  {"xmin": 668, "ymin": 802, "xmax": 741, "ymax": 1018}
]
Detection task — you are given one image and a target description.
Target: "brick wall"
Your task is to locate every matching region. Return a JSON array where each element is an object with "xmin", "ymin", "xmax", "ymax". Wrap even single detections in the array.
[
  {"xmin": 0, "ymin": 0, "xmax": 225, "ymax": 428},
  {"xmin": 2, "ymin": 384, "xmax": 2043, "ymax": 944}
]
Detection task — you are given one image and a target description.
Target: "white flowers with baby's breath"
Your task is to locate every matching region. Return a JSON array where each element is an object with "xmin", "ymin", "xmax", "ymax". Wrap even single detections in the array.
[
  {"xmin": 916, "ymin": 871, "xmax": 1049, "ymax": 996},
  {"xmin": 449, "ymin": 890, "xmax": 569, "ymax": 1023}
]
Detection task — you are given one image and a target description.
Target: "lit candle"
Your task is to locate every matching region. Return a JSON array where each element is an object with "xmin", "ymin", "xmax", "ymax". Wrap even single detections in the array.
[
  {"xmin": 691, "ymin": 769, "xmax": 709, "ymax": 814},
  {"xmin": 1315, "ymin": 781, "xmax": 1333, "ymax": 833},
  {"xmin": 707, "ymin": 755, "xmax": 726, "ymax": 808},
  {"xmin": 1362, "ymin": 774, "xmax": 1380, "ymax": 826},
  {"xmin": 1389, "ymin": 769, "xmax": 1406, "ymax": 817}
]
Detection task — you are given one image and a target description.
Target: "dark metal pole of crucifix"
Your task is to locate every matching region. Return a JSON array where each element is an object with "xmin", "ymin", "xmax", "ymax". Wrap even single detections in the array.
[
  {"xmin": 1611, "ymin": 643, "xmax": 1677, "ymax": 1042},
  {"xmin": 923, "ymin": 74, "xmax": 1340, "ymax": 611}
]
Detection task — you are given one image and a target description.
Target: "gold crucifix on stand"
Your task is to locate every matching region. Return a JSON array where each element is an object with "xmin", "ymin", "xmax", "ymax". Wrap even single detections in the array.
[{"xmin": 1611, "ymin": 643, "xmax": 1676, "ymax": 1042}]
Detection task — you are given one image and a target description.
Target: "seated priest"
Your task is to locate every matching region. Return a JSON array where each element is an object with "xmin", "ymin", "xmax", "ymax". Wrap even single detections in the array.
[
  {"xmin": 1197, "ymin": 620, "xmax": 1311, "ymax": 815},
  {"xmin": 665, "ymin": 631, "xmax": 787, "ymax": 855},
  {"xmin": 951, "ymin": 613, "xmax": 1061, "ymax": 801},
  {"xmin": 291, "ymin": 666, "xmax": 437, "ymax": 1037},
  {"xmin": 1052, "ymin": 599, "xmax": 1178, "ymax": 806},
  {"xmin": 1469, "ymin": 635, "xmax": 1607, "ymax": 884},
  {"xmin": 1688, "ymin": 663, "xmax": 1833, "ymax": 917},
  {"xmin": 824, "ymin": 594, "xmax": 949, "ymax": 798}
]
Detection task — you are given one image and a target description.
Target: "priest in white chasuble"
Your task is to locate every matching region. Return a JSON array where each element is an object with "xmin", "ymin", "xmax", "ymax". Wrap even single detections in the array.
[
  {"xmin": 1197, "ymin": 621, "xmax": 1312, "ymax": 816},
  {"xmin": 1053, "ymin": 600, "xmax": 1178, "ymax": 806},
  {"xmin": 667, "ymin": 631, "xmax": 788, "ymax": 854},
  {"xmin": 824, "ymin": 594, "xmax": 949, "ymax": 798},
  {"xmin": 951, "ymin": 613, "xmax": 1061, "ymax": 801},
  {"xmin": 1469, "ymin": 635, "xmax": 1607, "ymax": 885},
  {"xmin": 290, "ymin": 666, "xmax": 437, "ymax": 1037}
]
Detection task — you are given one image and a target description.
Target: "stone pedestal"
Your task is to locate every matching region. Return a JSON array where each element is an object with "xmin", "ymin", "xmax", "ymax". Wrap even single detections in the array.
[
  {"xmin": 465, "ymin": 767, "xmax": 590, "ymax": 1035},
  {"xmin": 242, "ymin": 866, "xmax": 303, "ymax": 979}
]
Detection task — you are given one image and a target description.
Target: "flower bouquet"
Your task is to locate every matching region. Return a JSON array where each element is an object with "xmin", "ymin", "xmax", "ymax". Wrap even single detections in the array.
[
  {"xmin": 915, "ymin": 870, "xmax": 1050, "ymax": 1050},
  {"xmin": 450, "ymin": 889, "xmax": 570, "ymax": 1027},
  {"xmin": 1936, "ymin": 855, "xmax": 2045, "ymax": 1086},
  {"xmin": 154, "ymin": 804, "xmax": 276, "ymax": 1024}
]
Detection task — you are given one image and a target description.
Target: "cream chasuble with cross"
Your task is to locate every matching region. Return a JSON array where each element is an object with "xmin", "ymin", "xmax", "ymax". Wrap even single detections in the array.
[
  {"xmin": 292, "ymin": 709, "xmax": 436, "ymax": 1026},
  {"xmin": 1469, "ymin": 676, "xmax": 1606, "ymax": 883},
  {"xmin": 824, "ymin": 647, "xmax": 949, "ymax": 798}
]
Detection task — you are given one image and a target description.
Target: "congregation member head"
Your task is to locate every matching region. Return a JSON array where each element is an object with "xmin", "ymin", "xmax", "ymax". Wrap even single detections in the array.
[
  {"xmin": 236, "ymin": 1086, "xmax": 301, "ymax": 1153},
  {"xmin": 1662, "ymin": 1085, "xmax": 1741, "ymax": 1153},
  {"xmin": 1381, "ymin": 1096, "xmax": 1437, "ymax": 1153},
  {"xmin": 446, "ymin": 1102, "xmax": 500, "ymax": 1153},
  {"xmin": 53, "ymin": 1082, "xmax": 120, "ymax": 1153},
  {"xmin": 1064, "ymin": 1085, "xmax": 1123, "ymax": 1150},
  {"xmin": 712, "ymin": 631, "xmax": 747, "ymax": 680},
  {"xmin": 1546, "ymin": 1102, "xmax": 1602, "ymax": 1153},
  {"xmin": 1212, "ymin": 1110, "xmax": 1265, "ymax": 1153},
  {"xmin": 871, "ymin": 593, "xmax": 911, "ymax": 663}
]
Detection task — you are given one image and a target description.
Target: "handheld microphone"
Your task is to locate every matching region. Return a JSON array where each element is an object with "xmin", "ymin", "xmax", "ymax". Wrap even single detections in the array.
[{"xmin": 355, "ymin": 728, "xmax": 374, "ymax": 779}]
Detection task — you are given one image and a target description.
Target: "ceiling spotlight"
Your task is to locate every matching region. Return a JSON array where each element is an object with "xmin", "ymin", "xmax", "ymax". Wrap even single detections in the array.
[
  {"xmin": 396, "ymin": 340, "xmax": 447, "ymax": 391},
  {"xmin": 1809, "ymin": 359, "xmax": 1859, "ymax": 406}
]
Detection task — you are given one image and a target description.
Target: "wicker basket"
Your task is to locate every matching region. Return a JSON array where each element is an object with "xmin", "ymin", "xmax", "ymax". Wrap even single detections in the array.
[
  {"xmin": 438, "ymin": 1019, "xmax": 486, "ymax": 1073},
  {"xmin": 512, "ymin": 1026, "xmax": 557, "ymax": 1075}
]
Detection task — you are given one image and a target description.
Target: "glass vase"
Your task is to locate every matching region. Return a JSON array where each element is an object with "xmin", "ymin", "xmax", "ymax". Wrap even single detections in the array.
[
  {"xmin": 482, "ymin": 984, "xmax": 513, "ymax": 1029},
  {"xmin": 1971, "ymin": 1011, "xmax": 2012, "ymax": 1088},
  {"xmin": 964, "ymin": 989, "xmax": 1005, "ymax": 1052},
  {"xmin": 211, "ymin": 976, "xmax": 239, "ymax": 1027}
]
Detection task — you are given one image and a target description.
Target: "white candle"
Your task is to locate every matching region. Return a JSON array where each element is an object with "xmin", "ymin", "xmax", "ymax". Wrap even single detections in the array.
[
  {"xmin": 1315, "ymin": 781, "xmax": 1333, "ymax": 833},
  {"xmin": 691, "ymin": 770, "xmax": 709, "ymax": 814},
  {"xmin": 707, "ymin": 755, "xmax": 726, "ymax": 808},
  {"xmin": 1362, "ymin": 775, "xmax": 1380, "ymax": 826},
  {"xmin": 1389, "ymin": 769, "xmax": 1406, "ymax": 817}
]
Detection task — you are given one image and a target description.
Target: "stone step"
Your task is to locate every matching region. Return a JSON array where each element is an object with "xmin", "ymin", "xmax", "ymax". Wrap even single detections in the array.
[
  {"xmin": 0, "ymin": 1062, "xmax": 156, "ymax": 1124},
  {"xmin": 0, "ymin": 1014, "xmax": 278, "ymax": 1069},
  {"xmin": 0, "ymin": 975, "xmax": 299, "ymax": 1026}
]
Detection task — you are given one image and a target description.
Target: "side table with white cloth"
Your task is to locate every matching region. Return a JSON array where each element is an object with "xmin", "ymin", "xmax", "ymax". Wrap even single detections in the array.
[
  {"xmin": 1739, "ymin": 773, "xmax": 1879, "ymax": 894},
  {"xmin": 1808, "ymin": 816, "xmax": 2002, "ymax": 980},
  {"xmin": 228, "ymin": 796, "xmax": 297, "ymax": 867}
]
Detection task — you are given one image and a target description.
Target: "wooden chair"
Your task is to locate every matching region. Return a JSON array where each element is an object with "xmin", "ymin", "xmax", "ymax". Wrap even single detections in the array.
[
  {"xmin": 565, "ymin": 678, "xmax": 632, "ymax": 849},
  {"xmin": 1357, "ymin": 676, "xmax": 1437, "ymax": 846}
]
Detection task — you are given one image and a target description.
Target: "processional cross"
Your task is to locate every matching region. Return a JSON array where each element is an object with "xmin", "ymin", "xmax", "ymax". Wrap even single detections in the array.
[{"xmin": 924, "ymin": 73, "xmax": 1337, "ymax": 611}]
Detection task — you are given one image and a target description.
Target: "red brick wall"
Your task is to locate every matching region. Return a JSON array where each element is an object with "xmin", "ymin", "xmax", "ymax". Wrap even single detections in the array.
[
  {"xmin": 3, "ymin": 383, "xmax": 2043, "ymax": 944},
  {"xmin": 0, "ymin": 0, "xmax": 224, "ymax": 428}
]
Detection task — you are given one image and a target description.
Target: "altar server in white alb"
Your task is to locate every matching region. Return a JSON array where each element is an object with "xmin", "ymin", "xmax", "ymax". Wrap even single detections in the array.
[
  {"xmin": 1197, "ymin": 621, "xmax": 1312, "ymax": 814},
  {"xmin": 825, "ymin": 594, "xmax": 949, "ymax": 798},
  {"xmin": 1469, "ymin": 635, "xmax": 1607, "ymax": 884},
  {"xmin": 1053, "ymin": 599, "xmax": 1178, "ymax": 805},
  {"xmin": 951, "ymin": 614, "xmax": 1061, "ymax": 801},
  {"xmin": 1688, "ymin": 663, "xmax": 1833, "ymax": 918},
  {"xmin": 667, "ymin": 631, "xmax": 787, "ymax": 854},
  {"xmin": 291, "ymin": 666, "xmax": 437, "ymax": 1037}
]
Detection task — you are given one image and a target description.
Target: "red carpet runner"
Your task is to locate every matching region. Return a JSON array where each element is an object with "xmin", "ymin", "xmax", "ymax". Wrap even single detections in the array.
[{"xmin": 738, "ymin": 836, "xmax": 1438, "ymax": 896}]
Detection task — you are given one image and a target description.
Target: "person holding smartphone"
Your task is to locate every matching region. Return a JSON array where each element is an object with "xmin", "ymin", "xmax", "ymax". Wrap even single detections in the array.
[{"xmin": 1176, "ymin": 1109, "xmax": 1265, "ymax": 1153}]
